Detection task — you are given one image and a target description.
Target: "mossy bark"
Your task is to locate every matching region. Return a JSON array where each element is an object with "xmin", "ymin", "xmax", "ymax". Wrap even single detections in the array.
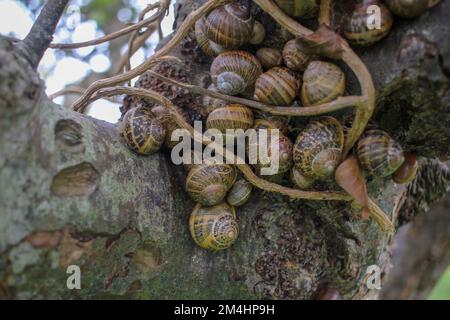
[{"xmin": 0, "ymin": 0, "xmax": 449, "ymax": 300}]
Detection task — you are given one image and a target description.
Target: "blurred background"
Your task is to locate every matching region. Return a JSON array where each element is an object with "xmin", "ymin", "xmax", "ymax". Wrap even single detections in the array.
[{"xmin": 1, "ymin": 0, "xmax": 449, "ymax": 299}]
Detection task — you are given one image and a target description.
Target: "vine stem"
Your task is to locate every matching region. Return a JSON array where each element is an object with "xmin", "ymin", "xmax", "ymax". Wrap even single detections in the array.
[{"xmin": 319, "ymin": 0, "xmax": 332, "ymax": 27}]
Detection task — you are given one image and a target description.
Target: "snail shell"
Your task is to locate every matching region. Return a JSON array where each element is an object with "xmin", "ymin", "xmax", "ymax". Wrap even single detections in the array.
[
  {"xmin": 151, "ymin": 105, "xmax": 189, "ymax": 149},
  {"xmin": 203, "ymin": 84, "xmax": 229, "ymax": 114},
  {"xmin": 343, "ymin": 0, "xmax": 393, "ymax": 47},
  {"xmin": 186, "ymin": 163, "xmax": 237, "ymax": 206},
  {"xmin": 301, "ymin": 61, "xmax": 345, "ymax": 106},
  {"xmin": 121, "ymin": 106, "xmax": 166, "ymax": 155},
  {"xmin": 293, "ymin": 116, "xmax": 344, "ymax": 180},
  {"xmin": 203, "ymin": 3, "xmax": 254, "ymax": 49},
  {"xmin": 189, "ymin": 202, "xmax": 239, "ymax": 251},
  {"xmin": 385, "ymin": 0, "xmax": 428, "ymax": 18},
  {"xmin": 392, "ymin": 153, "xmax": 418, "ymax": 184},
  {"xmin": 210, "ymin": 51, "xmax": 263, "ymax": 96},
  {"xmin": 274, "ymin": 0, "xmax": 319, "ymax": 18},
  {"xmin": 254, "ymin": 67, "xmax": 300, "ymax": 106},
  {"xmin": 356, "ymin": 129, "xmax": 405, "ymax": 177},
  {"xmin": 253, "ymin": 111, "xmax": 290, "ymax": 136},
  {"xmin": 227, "ymin": 179, "xmax": 253, "ymax": 207},
  {"xmin": 282, "ymin": 38, "xmax": 311, "ymax": 72},
  {"xmin": 249, "ymin": 20, "xmax": 266, "ymax": 45},
  {"xmin": 195, "ymin": 19, "xmax": 226, "ymax": 57},
  {"xmin": 206, "ymin": 104, "xmax": 254, "ymax": 133},
  {"xmin": 256, "ymin": 47, "xmax": 283, "ymax": 70},
  {"xmin": 290, "ymin": 167, "xmax": 315, "ymax": 189}
]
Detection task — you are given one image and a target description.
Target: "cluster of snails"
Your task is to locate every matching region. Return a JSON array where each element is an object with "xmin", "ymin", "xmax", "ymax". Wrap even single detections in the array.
[{"xmin": 120, "ymin": 0, "xmax": 430, "ymax": 251}]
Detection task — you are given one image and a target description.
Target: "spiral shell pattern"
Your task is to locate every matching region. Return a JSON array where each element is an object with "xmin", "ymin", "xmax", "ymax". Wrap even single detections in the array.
[
  {"xmin": 293, "ymin": 116, "xmax": 344, "ymax": 180},
  {"xmin": 256, "ymin": 48, "xmax": 283, "ymax": 70},
  {"xmin": 195, "ymin": 18, "xmax": 226, "ymax": 57},
  {"xmin": 343, "ymin": 1, "xmax": 393, "ymax": 47},
  {"xmin": 203, "ymin": 3, "xmax": 254, "ymax": 49},
  {"xmin": 151, "ymin": 105, "xmax": 188, "ymax": 149},
  {"xmin": 206, "ymin": 104, "xmax": 254, "ymax": 133},
  {"xmin": 186, "ymin": 163, "xmax": 237, "ymax": 206},
  {"xmin": 254, "ymin": 67, "xmax": 300, "ymax": 106},
  {"xmin": 274, "ymin": 0, "xmax": 319, "ymax": 18},
  {"xmin": 210, "ymin": 51, "xmax": 263, "ymax": 96},
  {"xmin": 282, "ymin": 39, "xmax": 311, "ymax": 72},
  {"xmin": 356, "ymin": 129, "xmax": 405, "ymax": 177},
  {"xmin": 189, "ymin": 202, "xmax": 238, "ymax": 251},
  {"xmin": 301, "ymin": 61, "xmax": 345, "ymax": 106},
  {"xmin": 121, "ymin": 106, "xmax": 166, "ymax": 155},
  {"xmin": 291, "ymin": 167, "xmax": 315, "ymax": 190},
  {"xmin": 227, "ymin": 179, "xmax": 253, "ymax": 207}
]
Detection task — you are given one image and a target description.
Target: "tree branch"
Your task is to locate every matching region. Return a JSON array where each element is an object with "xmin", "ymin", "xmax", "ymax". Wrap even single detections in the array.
[{"xmin": 16, "ymin": 0, "xmax": 69, "ymax": 69}]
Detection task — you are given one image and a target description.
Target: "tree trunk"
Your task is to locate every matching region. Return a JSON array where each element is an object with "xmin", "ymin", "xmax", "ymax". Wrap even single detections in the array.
[{"xmin": 0, "ymin": 0, "xmax": 449, "ymax": 299}]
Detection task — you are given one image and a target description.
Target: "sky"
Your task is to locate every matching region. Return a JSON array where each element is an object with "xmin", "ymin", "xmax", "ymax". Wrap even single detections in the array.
[{"xmin": 0, "ymin": 0, "xmax": 175, "ymax": 123}]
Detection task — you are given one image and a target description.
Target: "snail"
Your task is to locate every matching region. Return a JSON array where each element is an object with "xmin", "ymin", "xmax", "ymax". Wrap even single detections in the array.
[
  {"xmin": 343, "ymin": 0, "xmax": 393, "ymax": 47},
  {"xmin": 356, "ymin": 129, "xmax": 405, "ymax": 177},
  {"xmin": 206, "ymin": 104, "xmax": 254, "ymax": 133},
  {"xmin": 253, "ymin": 111, "xmax": 290, "ymax": 136},
  {"xmin": 293, "ymin": 116, "xmax": 344, "ymax": 181},
  {"xmin": 301, "ymin": 61, "xmax": 345, "ymax": 106},
  {"xmin": 282, "ymin": 38, "xmax": 311, "ymax": 72},
  {"xmin": 392, "ymin": 153, "xmax": 418, "ymax": 184},
  {"xmin": 186, "ymin": 163, "xmax": 237, "ymax": 206},
  {"xmin": 274, "ymin": 0, "xmax": 319, "ymax": 18},
  {"xmin": 203, "ymin": 84, "xmax": 229, "ymax": 114},
  {"xmin": 195, "ymin": 19, "xmax": 226, "ymax": 57},
  {"xmin": 254, "ymin": 67, "xmax": 300, "ymax": 106},
  {"xmin": 227, "ymin": 178, "xmax": 253, "ymax": 207},
  {"xmin": 210, "ymin": 50, "xmax": 263, "ymax": 96},
  {"xmin": 202, "ymin": 3, "xmax": 254, "ymax": 49},
  {"xmin": 256, "ymin": 47, "xmax": 283, "ymax": 70},
  {"xmin": 249, "ymin": 20, "xmax": 266, "ymax": 45},
  {"xmin": 385, "ymin": 0, "xmax": 429, "ymax": 18},
  {"xmin": 189, "ymin": 202, "xmax": 239, "ymax": 251},
  {"xmin": 290, "ymin": 166, "xmax": 315, "ymax": 189},
  {"xmin": 121, "ymin": 106, "xmax": 166, "ymax": 155},
  {"xmin": 151, "ymin": 105, "xmax": 189, "ymax": 149}
]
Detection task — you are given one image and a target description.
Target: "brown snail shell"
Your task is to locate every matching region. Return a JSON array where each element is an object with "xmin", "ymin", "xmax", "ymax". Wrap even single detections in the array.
[
  {"xmin": 151, "ymin": 105, "xmax": 188, "ymax": 149},
  {"xmin": 253, "ymin": 111, "xmax": 290, "ymax": 136},
  {"xmin": 121, "ymin": 106, "xmax": 166, "ymax": 155},
  {"xmin": 210, "ymin": 51, "xmax": 263, "ymax": 96},
  {"xmin": 254, "ymin": 67, "xmax": 300, "ymax": 106},
  {"xmin": 293, "ymin": 116, "xmax": 344, "ymax": 180},
  {"xmin": 227, "ymin": 179, "xmax": 253, "ymax": 207},
  {"xmin": 282, "ymin": 38, "xmax": 311, "ymax": 72},
  {"xmin": 203, "ymin": 84, "xmax": 229, "ymax": 114},
  {"xmin": 385, "ymin": 0, "xmax": 428, "ymax": 18},
  {"xmin": 343, "ymin": 0, "xmax": 393, "ymax": 47},
  {"xmin": 301, "ymin": 61, "xmax": 345, "ymax": 106},
  {"xmin": 189, "ymin": 202, "xmax": 238, "ymax": 251},
  {"xmin": 203, "ymin": 3, "xmax": 254, "ymax": 49},
  {"xmin": 186, "ymin": 163, "xmax": 237, "ymax": 206},
  {"xmin": 356, "ymin": 129, "xmax": 405, "ymax": 177},
  {"xmin": 206, "ymin": 104, "xmax": 254, "ymax": 133},
  {"xmin": 392, "ymin": 153, "xmax": 418, "ymax": 184},
  {"xmin": 256, "ymin": 48, "xmax": 283, "ymax": 70},
  {"xmin": 290, "ymin": 167, "xmax": 315, "ymax": 189},
  {"xmin": 274, "ymin": 0, "xmax": 319, "ymax": 18},
  {"xmin": 249, "ymin": 20, "xmax": 266, "ymax": 45},
  {"xmin": 195, "ymin": 19, "xmax": 226, "ymax": 57}
]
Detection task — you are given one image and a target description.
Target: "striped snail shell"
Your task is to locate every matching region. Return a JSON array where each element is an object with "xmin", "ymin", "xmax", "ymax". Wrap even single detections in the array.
[
  {"xmin": 293, "ymin": 116, "xmax": 344, "ymax": 180},
  {"xmin": 253, "ymin": 111, "xmax": 290, "ymax": 136},
  {"xmin": 249, "ymin": 20, "xmax": 266, "ymax": 45},
  {"xmin": 301, "ymin": 61, "xmax": 345, "ymax": 106},
  {"xmin": 195, "ymin": 19, "xmax": 226, "ymax": 57},
  {"xmin": 203, "ymin": 84, "xmax": 229, "ymax": 114},
  {"xmin": 282, "ymin": 38, "xmax": 311, "ymax": 72},
  {"xmin": 210, "ymin": 51, "xmax": 263, "ymax": 96},
  {"xmin": 121, "ymin": 106, "xmax": 166, "ymax": 155},
  {"xmin": 291, "ymin": 167, "xmax": 315, "ymax": 190},
  {"xmin": 256, "ymin": 48, "xmax": 283, "ymax": 70},
  {"xmin": 274, "ymin": 0, "xmax": 319, "ymax": 18},
  {"xmin": 254, "ymin": 67, "xmax": 300, "ymax": 106},
  {"xmin": 385, "ymin": 0, "xmax": 428, "ymax": 18},
  {"xmin": 392, "ymin": 153, "xmax": 418, "ymax": 184},
  {"xmin": 186, "ymin": 163, "xmax": 237, "ymax": 206},
  {"xmin": 189, "ymin": 202, "xmax": 239, "ymax": 251},
  {"xmin": 151, "ymin": 105, "xmax": 188, "ymax": 149},
  {"xmin": 227, "ymin": 179, "xmax": 253, "ymax": 207},
  {"xmin": 203, "ymin": 3, "xmax": 254, "ymax": 49},
  {"xmin": 343, "ymin": 0, "xmax": 393, "ymax": 47},
  {"xmin": 206, "ymin": 104, "xmax": 254, "ymax": 133},
  {"xmin": 356, "ymin": 129, "xmax": 405, "ymax": 177}
]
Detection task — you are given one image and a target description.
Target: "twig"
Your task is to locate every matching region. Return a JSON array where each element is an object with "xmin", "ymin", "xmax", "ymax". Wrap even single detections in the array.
[
  {"xmin": 49, "ymin": 86, "xmax": 118, "ymax": 103},
  {"xmin": 319, "ymin": 0, "xmax": 332, "ymax": 27},
  {"xmin": 17, "ymin": 0, "xmax": 69, "ymax": 69}
]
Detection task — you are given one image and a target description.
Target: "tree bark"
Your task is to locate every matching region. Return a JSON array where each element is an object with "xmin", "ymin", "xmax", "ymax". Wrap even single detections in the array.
[{"xmin": 0, "ymin": 0, "xmax": 449, "ymax": 299}]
